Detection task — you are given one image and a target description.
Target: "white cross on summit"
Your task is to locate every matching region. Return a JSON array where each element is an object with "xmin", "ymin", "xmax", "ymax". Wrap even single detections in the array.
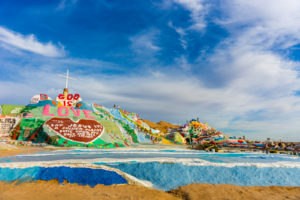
[{"xmin": 58, "ymin": 69, "xmax": 76, "ymax": 89}]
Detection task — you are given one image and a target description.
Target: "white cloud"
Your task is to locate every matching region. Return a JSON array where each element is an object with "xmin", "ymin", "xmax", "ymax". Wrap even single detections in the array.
[
  {"xmin": 174, "ymin": 56, "xmax": 191, "ymax": 70},
  {"xmin": 206, "ymin": 45, "xmax": 300, "ymax": 96},
  {"xmin": 130, "ymin": 30, "xmax": 161, "ymax": 53},
  {"xmin": 168, "ymin": 21, "xmax": 187, "ymax": 49},
  {"xmin": 0, "ymin": 26, "xmax": 65, "ymax": 57},
  {"xmin": 202, "ymin": 0, "xmax": 300, "ymax": 102},
  {"xmin": 185, "ymin": 0, "xmax": 300, "ymax": 141},
  {"xmin": 130, "ymin": 29, "xmax": 161, "ymax": 62},
  {"xmin": 151, "ymin": 70, "xmax": 165, "ymax": 78},
  {"xmin": 218, "ymin": 0, "xmax": 300, "ymax": 49},
  {"xmin": 0, "ymin": 42, "xmax": 23, "ymax": 56},
  {"xmin": 174, "ymin": 0, "xmax": 208, "ymax": 30}
]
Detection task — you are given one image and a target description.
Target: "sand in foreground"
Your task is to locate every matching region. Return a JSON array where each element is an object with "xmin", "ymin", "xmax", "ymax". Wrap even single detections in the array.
[
  {"xmin": 0, "ymin": 148, "xmax": 52, "ymax": 158},
  {"xmin": 0, "ymin": 180, "xmax": 178, "ymax": 200},
  {"xmin": 0, "ymin": 140, "xmax": 65, "ymax": 158},
  {"xmin": 0, "ymin": 181, "xmax": 300, "ymax": 200},
  {"xmin": 170, "ymin": 183, "xmax": 300, "ymax": 200}
]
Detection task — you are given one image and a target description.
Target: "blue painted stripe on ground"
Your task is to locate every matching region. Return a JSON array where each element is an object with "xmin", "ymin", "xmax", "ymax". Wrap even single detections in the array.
[
  {"xmin": 0, "ymin": 167, "xmax": 39, "ymax": 182},
  {"xmin": 0, "ymin": 167, "xmax": 128, "ymax": 187},
  {"xmin": 35, "ymin": 166, "xmax": 128, "ymax": 187},
  {"xmin": 105, "ymin": 162, "xmax": 300, "ymax": 190}
]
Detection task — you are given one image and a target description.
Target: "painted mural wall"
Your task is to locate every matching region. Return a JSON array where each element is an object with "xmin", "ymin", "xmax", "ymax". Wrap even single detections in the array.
[{"xmin": 0, "ymin": 105, "xmax": 24, "ymax": 137}]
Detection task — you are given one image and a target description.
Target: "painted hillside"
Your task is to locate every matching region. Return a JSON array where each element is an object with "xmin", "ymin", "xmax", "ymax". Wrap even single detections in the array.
[
  {"xmin": 0, "ymin": 92, "xmax": 162, "ymax": 148},
  {"xmin": 0, "ymin": 88, "xmax": 247, "ymax": 148}
]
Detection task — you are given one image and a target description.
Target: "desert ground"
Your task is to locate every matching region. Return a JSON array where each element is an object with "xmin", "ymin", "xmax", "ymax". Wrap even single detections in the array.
[
  {"xmin": 0, "ymin": 144, "xmax": 299, "ymax": 200},
  {"xmin": 0, "ymin": 180, "xmax": 299, "ymax": 200}
]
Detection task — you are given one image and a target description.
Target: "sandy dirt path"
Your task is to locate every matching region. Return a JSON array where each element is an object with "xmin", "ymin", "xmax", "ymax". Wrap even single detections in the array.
[
  {"xmin": 0, "ymin": 148, "xmax": 52, "ymax": 158},
  {"xmin": 0, "ymin": 180, "xmax": 179, "ymax": 200},
  {"xmin": 170, "ymin": 183, "xmax": 300, "ymax": 200},
  {"xmin": 0, "ymin": 181, "xmax": 300, "ymax": 200}
]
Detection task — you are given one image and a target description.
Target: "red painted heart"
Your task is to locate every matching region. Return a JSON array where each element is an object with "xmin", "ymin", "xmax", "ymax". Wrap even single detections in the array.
[{"xmin": 45, "ymin": 118, "xmax": 104, "ymax": 143}]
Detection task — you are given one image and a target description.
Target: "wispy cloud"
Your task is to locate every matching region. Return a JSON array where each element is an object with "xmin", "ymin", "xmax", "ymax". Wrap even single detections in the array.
[
  {"xmin": 0, "ymin": 26, "xmax": 65, "ymax": 57},
  {"xmin": 217, "ymin": 0, "xmax": 300, "ymax": 49},
  {"xmin": 130, "ymin": 29, "xmax": 161, "ymax": 53},
  {"xmin": 168, "ymin": 21, "xmax": 187, "ymax": 50},
  {"xmin": 174, "ymin": 0, "xmax": 208, "ymax": 31},
  {"xmin": 130, "ymin": 29, "xmax": 161, "ymax": 63}
]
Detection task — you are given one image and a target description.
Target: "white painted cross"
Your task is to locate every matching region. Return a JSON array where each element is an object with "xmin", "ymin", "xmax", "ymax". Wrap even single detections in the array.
[{"xmin": 58, "ymin": 69, "xmax": 76, "ymax": 89}]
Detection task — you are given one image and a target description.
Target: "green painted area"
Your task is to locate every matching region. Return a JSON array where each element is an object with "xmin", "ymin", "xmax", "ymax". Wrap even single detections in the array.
[
  {"xmin": 117, "ymin": 119, "xmax": 139, "ymax": 143},
  {"xmin": 4, "ymin": 98, "xmax": 160, "ymax": 148},
  {"xmin": 15, "ymin": 118, "xmax": 45, "ymax": 142},
  {"xmin": 97, "ymin": 121, "xmax": 127, "ymax": 143},
  {"xmin": 0, "ymin": 105, "xmax": 25, "ymax": 115}
]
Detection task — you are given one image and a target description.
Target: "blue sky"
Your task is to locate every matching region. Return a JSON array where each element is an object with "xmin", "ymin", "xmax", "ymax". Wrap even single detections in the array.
[{"xmin": 1, "ymin": 0, "xmax": 300, "ymax": 141}]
